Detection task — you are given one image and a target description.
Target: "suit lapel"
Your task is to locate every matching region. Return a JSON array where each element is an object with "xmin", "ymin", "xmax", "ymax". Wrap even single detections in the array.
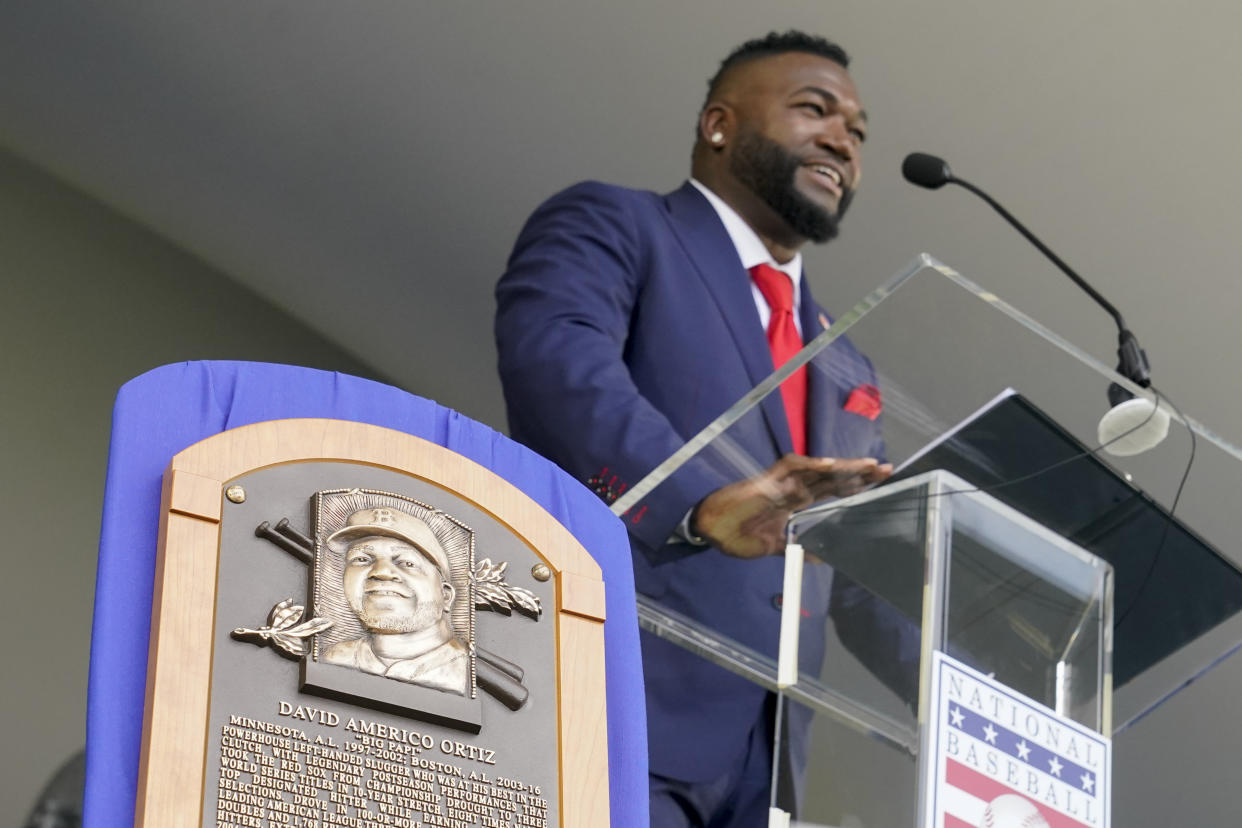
[
  {"xmin": 662, "ymin": 182, "xmax": 793, "ymax": 454},
  {"xmin": 800, "ymin": 285, "xmax": 841, "ymax": 458}
]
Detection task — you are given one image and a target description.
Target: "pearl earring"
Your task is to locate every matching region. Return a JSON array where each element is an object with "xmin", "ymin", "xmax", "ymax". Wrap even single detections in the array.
[{"xmin": 711, "ymin": 131, "xmax": 724, "ymax": 144}]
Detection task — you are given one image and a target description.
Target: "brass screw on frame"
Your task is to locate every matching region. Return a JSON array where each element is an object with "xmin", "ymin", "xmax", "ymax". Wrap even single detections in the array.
[
  {"xmin": 225, "ymin": 485, "xmax": 246, "ymax": 504},
  {"xmin": 531, "ymin": 563, "xmax": 552, "ymax": 582}
]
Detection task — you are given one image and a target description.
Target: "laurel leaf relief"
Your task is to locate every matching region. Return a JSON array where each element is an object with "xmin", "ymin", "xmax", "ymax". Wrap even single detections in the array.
[
  {"xmin": 233, "ymin": 598, "xmax": 335, "ymax": 656},
  {"xmin": 471, "ymin": 559, "xmax": 543, "ymax": 618}
]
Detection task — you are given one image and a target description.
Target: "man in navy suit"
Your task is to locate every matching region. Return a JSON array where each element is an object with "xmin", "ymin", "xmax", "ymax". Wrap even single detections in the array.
[{"xmin": 496, "ymin": 31, "xmax": 892, "ymax": 826}]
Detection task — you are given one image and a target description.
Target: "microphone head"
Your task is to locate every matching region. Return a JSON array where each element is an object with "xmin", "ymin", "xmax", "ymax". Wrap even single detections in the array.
[{"xmin": 902, "ymin": 152, "xmax": 953, "ymax": 189}]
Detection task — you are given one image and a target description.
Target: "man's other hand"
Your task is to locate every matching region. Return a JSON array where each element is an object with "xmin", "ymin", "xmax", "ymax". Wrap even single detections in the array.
[{"xmin": 689, "ymin": 455, "xmax": 892, "ymax": 559}]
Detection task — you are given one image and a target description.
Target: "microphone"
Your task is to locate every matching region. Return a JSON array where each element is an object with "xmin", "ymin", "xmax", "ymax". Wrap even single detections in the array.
[
  {"xmin": 901, "ymin": 152, "xmax": 952, "ymax": 189},
  {"xmin": 902, "ymin": 152, "xmax": 1168, "ymax": 455}
]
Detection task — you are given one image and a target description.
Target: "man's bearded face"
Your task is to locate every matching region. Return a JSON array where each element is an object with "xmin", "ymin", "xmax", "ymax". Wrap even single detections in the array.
[
  {"xmin": 728, "ymin": 125, "xmax": 852, "ymax": 244},
  {"xmin": 342, "ymin": 537, "xmax": 452, "ymax": 634}
]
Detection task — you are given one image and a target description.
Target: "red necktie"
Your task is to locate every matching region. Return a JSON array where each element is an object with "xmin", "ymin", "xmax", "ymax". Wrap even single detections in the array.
[{"xmin": 749, "ymin": 263, "xmax": 807, "ymax": 455}]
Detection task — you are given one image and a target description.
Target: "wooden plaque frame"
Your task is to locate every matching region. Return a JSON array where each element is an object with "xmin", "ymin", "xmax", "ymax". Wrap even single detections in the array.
[{"xmin": 135, "ymin": 418, "xmax": 609, "ymax": 826}]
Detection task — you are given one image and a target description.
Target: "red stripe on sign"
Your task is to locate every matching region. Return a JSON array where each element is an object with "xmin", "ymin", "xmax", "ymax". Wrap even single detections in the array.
[
  {"xmin": 944, "ymin": 814, "xmax": 975, "ymax": 828},
  {"xmin": 946, "ymin": 758, "xmax": 1089, "ymax": 828}
]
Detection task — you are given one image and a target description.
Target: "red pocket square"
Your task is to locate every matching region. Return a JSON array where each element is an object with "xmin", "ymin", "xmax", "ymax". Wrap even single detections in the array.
[{"xmin": 844, "ymin": 383, "xmax": 882, "ymax": 421}]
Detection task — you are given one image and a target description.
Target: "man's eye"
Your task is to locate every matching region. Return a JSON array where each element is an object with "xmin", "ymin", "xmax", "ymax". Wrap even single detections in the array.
[
  {"xmin": 850, "ymin": 128, "xmax": 867, "ymax": 142},
  {"xmin": 398, "ymin": 560, "xmax": 415, "ymax": 568},
  {"xmin": 798, "ymin": 102, "xmax": 825, "ymax": 116},
  {"xmin": 348, "ymin": 556, "xmax": 371, "ymax": 565}
]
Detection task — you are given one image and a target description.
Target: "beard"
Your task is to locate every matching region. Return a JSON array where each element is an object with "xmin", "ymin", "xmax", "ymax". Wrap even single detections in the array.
[
  {"xmin": 729, "ymin": 128, "xmax": 851, "ymax": 243},
  {"xmin": 354, "ymin": 600, "xmax": 443, "ymax": 634}
]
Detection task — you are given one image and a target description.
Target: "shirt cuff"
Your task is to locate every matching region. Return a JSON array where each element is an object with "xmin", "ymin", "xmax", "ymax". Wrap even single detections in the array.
[{"xmin": 668, "ymin": 507, "xmax": 709, "ymax": 546}]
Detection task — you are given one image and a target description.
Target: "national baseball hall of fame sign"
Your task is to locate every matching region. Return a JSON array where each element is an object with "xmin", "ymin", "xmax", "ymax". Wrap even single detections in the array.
[{"xmin": 134, "ymin": 420, "xmax": 609, "ymax": 827}]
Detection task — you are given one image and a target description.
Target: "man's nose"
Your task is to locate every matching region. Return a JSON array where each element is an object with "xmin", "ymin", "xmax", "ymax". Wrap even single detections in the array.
[
  {"xmin": 367, "ymin": 559, "xmax": 401, "ymax": 579},
  {"xmin": 817, "ymin": 116, "xmax": 856, "ymax": 160}
]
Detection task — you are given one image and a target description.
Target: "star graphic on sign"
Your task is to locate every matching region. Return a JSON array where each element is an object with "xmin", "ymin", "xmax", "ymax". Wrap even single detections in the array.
[
  {"xmin": 1081, "ymin": 772, "xmax": 1095, "ymax": 793},
  {"xmin": 1048, "ymin": 756, "xmax": 1063, "ymax": 777},
  {"xmin": 950, "ymin": 706, "xmax": 965, "ymax": 727},
  {"xmin": 982, "ymin": 723, "xmax": 998, "ymax": 744},
  {"xmin": 1015, "ymin": 740, "xmax": 1031, "ymax": 760}
]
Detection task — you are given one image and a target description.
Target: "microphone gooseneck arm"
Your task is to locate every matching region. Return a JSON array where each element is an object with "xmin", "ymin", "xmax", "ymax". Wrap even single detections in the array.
[
  {"xmin": 949, "ymin": 177, "xmax": 1123, "ymax": 330},
  {"xmin": 949, "ymin": 176, "xmax": 1152, "ymax": 392},
  {"xmin": 903, "ymin": 152, "xmax": 1151, "ymax": 390}
]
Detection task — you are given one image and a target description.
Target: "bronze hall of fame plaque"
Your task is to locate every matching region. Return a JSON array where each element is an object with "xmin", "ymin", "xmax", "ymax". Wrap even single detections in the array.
[{"xmin": 135, "ymin": 420, "xmax": 609, "ymax": 827}]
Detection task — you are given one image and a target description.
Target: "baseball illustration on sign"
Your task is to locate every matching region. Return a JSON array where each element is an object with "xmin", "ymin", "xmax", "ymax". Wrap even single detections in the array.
[{"xmin": 980, "ymin": 793, "xmax": 1050, "ymax": 827}]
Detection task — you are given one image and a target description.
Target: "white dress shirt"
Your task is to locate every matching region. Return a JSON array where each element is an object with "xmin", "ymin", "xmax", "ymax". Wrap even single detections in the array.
[{"xmin": 689, "ymin": 178, "xmax": 803, "ymax": 335}]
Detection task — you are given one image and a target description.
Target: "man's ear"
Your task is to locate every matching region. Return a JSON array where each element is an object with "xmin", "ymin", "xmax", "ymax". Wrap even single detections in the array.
[
  {"xmin": 442, "ymin": 581, "xmax": 455, "ymax": 614},
  {"xmin": 698, "ymin": 104, "xmax": 733, "ymax": 147}
]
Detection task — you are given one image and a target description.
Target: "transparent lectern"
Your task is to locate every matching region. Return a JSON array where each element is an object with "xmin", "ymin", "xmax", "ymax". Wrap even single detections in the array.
[
  {"xmin": 785, "ymin": 469, "xmax": 1113, "ymax": 825},
  {"xmin": 611, "ymin": 255, "xmax": 1242, "ymax": 827}
]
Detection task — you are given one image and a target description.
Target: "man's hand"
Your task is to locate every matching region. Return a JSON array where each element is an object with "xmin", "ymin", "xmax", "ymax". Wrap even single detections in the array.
[{"xmin": 689, "ymin": 455, "xmax": 892, "ymax": 559}]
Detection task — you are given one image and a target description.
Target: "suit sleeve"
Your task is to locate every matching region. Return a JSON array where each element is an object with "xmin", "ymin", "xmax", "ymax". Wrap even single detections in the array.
[{"xmin": 495, "ymin": 183, "xmax": 732, "ymax": 554}]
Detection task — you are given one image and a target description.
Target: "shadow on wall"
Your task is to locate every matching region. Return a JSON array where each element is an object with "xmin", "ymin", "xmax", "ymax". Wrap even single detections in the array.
[{"xmin": 23, "ymin": 751, "xmax": 83, "ymax": 828}]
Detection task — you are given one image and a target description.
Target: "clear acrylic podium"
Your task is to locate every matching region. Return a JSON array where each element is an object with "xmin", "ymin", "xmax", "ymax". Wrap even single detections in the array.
[
  {"xmin": 784, "ymin": 469, "xmax": 1112, "ymax": 825},
  {"xmin": 615, "ymin": 255, "xmax": 1242, "ymax": 826}
]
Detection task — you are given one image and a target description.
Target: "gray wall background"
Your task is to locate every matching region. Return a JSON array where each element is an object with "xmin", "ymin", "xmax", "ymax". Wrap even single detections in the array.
[
  {"xmin": 1, "ymin": 2, "xmax": 1240, "ymax": 825},
  {"xmin": 0, "ymin": 148, "xmax": 380, "ymax": 820}
]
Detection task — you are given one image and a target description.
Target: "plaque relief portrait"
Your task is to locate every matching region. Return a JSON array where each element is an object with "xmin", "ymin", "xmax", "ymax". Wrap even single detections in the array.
[
  {"xmin": 320, "ymin": 506, "xmax": 470, "ymax": 695},
  {"xmin": 310, "ymin": 490, "xmax": 480, "ymax": 708},
  {"xmin": 233, "ymin": 485, "xmax": 543, "ymax": 731}
]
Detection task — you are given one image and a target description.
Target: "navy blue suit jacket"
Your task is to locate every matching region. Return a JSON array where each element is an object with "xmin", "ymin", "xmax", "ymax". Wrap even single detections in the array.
[{"xmin": 495, "ymin": 180, "xmax": 884, "ymax": 782}]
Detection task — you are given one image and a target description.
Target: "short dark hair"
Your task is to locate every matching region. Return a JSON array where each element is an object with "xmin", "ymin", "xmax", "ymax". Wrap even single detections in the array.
[{"xmin": 706, "ymin": 30, "xmax": 850, "ymax": 101}]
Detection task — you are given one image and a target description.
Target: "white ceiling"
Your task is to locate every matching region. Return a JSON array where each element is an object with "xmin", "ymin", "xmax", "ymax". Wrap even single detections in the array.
[
  {"xmin": 3, "ymin": 1, "xmax": 1240, "ymax": 823},
  {"xmin": 5, "ymin": 2, "xmax": 1240, "ymax": 426}
]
